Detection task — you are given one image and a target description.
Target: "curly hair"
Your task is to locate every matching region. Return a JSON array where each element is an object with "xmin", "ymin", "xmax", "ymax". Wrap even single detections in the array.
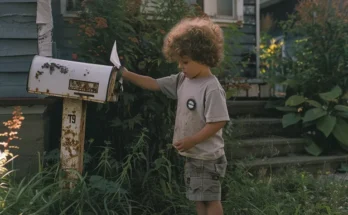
[{"xmin": 162, "ymin": 17, "xmax": 224, "ymax": 68}]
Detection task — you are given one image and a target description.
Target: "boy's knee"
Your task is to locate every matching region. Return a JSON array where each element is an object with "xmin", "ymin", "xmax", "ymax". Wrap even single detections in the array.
[
  {"xmin": 195, "ymin": 201, "xmax": 206, "ymax": 207},
  {"xmin": 205, "ymin": 201, "xmax": 223, "ymax": 215},
  {"xmin": 205, "ymin": 200, "xmax": 220, "ymax": 206},
  {"xmin": 195, "ymin": 200, "xmax": 220, "ymax": 206}
]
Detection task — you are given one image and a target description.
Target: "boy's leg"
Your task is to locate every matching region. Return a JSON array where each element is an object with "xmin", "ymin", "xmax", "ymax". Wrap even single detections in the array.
[
  {"xmin": 195, "ymin": 202, "xmax": 206, "ymax": 215},
  {"xmin": 194, "ymin": 201, "xmax": 223, "ymax": 215},
  {"xmin": 184, "ymin": 155, "xmax": 227, "ymax": 215},
  {"xmin": 206, "ymin": 201, "xmax": 223, "ymax": 215}
]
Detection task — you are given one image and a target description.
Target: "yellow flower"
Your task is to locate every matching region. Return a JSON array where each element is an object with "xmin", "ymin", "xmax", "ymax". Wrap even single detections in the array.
[{"xmin": 269, "ymin": 44, "xmax": 277, "ymax": 50}]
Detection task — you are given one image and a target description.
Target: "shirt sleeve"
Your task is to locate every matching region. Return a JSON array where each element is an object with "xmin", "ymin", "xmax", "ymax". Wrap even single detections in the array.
[
  {"xmin": 156, "ymin": 73, "xmax": 180, "ymax": 99},
  {"xmin": 204, "ymin": 88, "xmax": 230, "ymax": 123}
]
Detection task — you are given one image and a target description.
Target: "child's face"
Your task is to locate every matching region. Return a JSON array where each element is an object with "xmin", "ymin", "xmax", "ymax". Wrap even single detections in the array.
[{"xmin": 178, "ymin": 57, "xmax": 210, "ymax": 79}]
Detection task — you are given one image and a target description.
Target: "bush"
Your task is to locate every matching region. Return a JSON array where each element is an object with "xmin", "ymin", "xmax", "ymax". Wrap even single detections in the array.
[
  {"xmin": 261, "ymin": 0, "xmax": 348, "ymax": 97},
  {"xmin": 261, "ymin": 0, "xmax": 348, "ymax": 155},
  {"xmin": 0, "ymin": 106, "xmax": 24, "ymax": 176}
]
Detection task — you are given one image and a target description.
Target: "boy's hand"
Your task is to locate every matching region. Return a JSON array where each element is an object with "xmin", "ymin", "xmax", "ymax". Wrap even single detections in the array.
[
  {"xmin": 173, "ymin": 137, "xmax": 196, "ymax": 152},
  {"xmin": 173, "ymin": 122, "xmax": 227, "ymax": 152}
]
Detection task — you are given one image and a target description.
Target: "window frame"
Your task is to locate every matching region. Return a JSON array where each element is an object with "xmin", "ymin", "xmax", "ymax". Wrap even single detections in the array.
[
  {"xmin": 202, "ymin": 0, "xmax": 244, "ymax": 24},
  {"xmin": 60, "ymin": 0, "xmax": 81, "ymax": 17},
  {"xmin": 60, "ymin": 0, "xmax": 245, "ymax": 21}
]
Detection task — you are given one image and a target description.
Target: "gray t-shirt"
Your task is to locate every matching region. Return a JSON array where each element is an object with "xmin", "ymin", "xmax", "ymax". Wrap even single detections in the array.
[{"xmin": 156, "ymin": 72, "xmax": 230, "ymax": 160}]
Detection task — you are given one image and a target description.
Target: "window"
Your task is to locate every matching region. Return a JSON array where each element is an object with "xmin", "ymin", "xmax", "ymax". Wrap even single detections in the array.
[
  {"xmin": 142, "ymin": 0, "xmax": 244, "ymax": 23},
  {"xmin": 61, "ymin": 0, "xmax": 83, "ymax": 17},
  {"xmin": 197, "ymin": 0, "xmax": 244, "ymax": 23}
]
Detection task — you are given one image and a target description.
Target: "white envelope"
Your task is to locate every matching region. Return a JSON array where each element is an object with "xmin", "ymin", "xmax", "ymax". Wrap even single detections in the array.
[{"xmin": 110, "ymin": 41, "xmax": 124, "ymax": 93}]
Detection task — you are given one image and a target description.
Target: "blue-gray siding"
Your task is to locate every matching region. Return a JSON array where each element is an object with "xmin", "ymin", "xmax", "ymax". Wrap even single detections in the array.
[
  {"xmin": 230, "ymin": 0, "xmax": 257, "ymax": 78},
  {"xmin": 0, "ymin": 1, "xmax": 38, "ymax": 98}
]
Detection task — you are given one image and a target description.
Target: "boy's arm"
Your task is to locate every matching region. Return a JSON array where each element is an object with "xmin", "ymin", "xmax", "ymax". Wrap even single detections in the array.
[
  {"xmin": 122, "ymin": 68, "xmax": 161, "ymax": 91},
  {"xmin": 173, "ymin": 121, "xmax": 226, "ymax": 152},
  {"xmin": 192, "ymin": 122, "xmax": 227, "ymax": 144}
]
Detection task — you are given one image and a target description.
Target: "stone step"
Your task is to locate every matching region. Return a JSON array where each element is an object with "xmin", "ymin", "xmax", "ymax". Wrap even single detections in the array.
[
  {"xmin": 227, "ymin": 100, "xmax": 280, "ymax": 117},
  {"xmin": 234, "ymin": 154, "xmax": 348, "ymax": 175},
  {"xmin": 226, "ymin": 137, "xmax": 307, "ymax": 159},
  {"xmin": 231, "ymin": 117, "xmax": 301, "ymax": 139}
]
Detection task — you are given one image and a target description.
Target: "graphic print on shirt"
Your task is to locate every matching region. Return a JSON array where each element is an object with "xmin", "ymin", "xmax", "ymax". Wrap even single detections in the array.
[{"xmin": 186, "ymin": 98, "xmax": 196, "ymax": 110}]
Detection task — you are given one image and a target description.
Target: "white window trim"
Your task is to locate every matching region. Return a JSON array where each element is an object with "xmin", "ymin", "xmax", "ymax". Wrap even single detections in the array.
[
  {"xmin": 60, "ymin": 0, "xmax": 80, "ymax": 18},
  {"xmin": 203, "ymin": 0, "xmax": 244, "ymax": 24},
  {"xmin": 61, "ymin": 0, "xmax": 245, "ymax": 21}
]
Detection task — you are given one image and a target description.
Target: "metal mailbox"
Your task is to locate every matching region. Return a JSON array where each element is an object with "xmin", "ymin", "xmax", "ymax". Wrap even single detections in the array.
[
  {"xmin": 27, "ymin": 55, "xmax": 118, "ymax": 103},
  {"xmin": 26, "ymin": 41, "xmax": 123, "ymax": 188}
]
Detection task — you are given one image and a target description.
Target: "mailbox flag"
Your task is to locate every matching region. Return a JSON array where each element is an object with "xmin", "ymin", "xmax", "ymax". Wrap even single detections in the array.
[
  {"xmin": 110, "ymin": 40, "xmax": 123, "ymax": 92},
  {"xmin": 110, "ymin": 41, "xmax": 121, "ymax": 69}
]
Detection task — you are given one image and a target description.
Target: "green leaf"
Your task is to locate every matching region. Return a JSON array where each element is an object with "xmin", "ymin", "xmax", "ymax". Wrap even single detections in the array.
[
  {"xmin": 337, "ymin": 112, "xmax": 348, "ymax": 119},
  {"xmin": 303, "ymin": 108, "xmax": 327, "ymax": 123},
  {"xmin": 334, "ymin": 105, "xmax": 348, "ymax": 112},
  {"xmin": 285, "ymin": 95, "xmax": 306, "ymax": 106},
  {"xmin": 282, "ymin": 113, "xmax": 301, "ymax": 128},
  {"xmin": 110, "ymin": 118, "xmax": 122, "ymax": 127},
  {"xmin": 342, "ymin": 92, "xmax": 348, "ymax": 100},
  {"xmin": 338, "ymin": 163, "xmax": 348, "ymax": 172},
  {"xmin": 332, "ymin": 118, "xmax": 348, "ymax": 147},
  {"xmin": 283, "ymin": 78, "xmax": 300, "ymax": 88},
  {"xmin": 276, "ymin": 106, "xmax": 298, "ymax": 112},
  {"xmin": 306, "ymin": 100, "xmax": 322, "ymax": 108},
  {"xmin": 316, "ymin": 115, "xmax": 336, "ymax": 137},
  {"xmin": 319, "ymin": 85, "xmax": 342, "ymax": 101},
  {"xmin": 304, "ymin": 139, "xmax": 323, "ymax": 156},
  {"xmin": 225, "ymin": 89, "xmax": 237, "ymax": 99},
  {"xmin": 138, "ymin": 61, "xmax": 146, "ymax": 70}
]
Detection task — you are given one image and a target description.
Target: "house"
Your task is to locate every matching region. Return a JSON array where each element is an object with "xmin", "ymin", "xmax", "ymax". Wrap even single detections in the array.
[
  {"xmin": 0, "ymin": 0, "xmax": 291, "ymax": 176},
  {"xmin": 261, "ymin": 0, "xmax": 298, "ymax": 55},
  {"xmin": 0, "ymin": 0, "xmax": 59, "ymax": 178}
]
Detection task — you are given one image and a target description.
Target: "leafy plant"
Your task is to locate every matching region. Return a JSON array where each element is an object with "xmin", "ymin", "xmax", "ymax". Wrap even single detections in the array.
[
  {"xmin": 260, "ymin": 0, "xmax": 348, "ymax": 98},
  {"xmin": 260, "ymin": 0, "xmax": 348, "ymax": 156},
  {"xmin": 0, "ymin": 106, "xmax": 24, "ymax": 176},
  {"xmin": 278, "ymin": 85, "xmax": 348, "ymax": 155}
]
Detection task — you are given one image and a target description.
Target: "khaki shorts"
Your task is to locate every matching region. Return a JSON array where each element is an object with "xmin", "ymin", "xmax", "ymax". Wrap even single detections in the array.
[{"xmin": 184, "ymin": 154, "xmax": 227, "ymax": 202}]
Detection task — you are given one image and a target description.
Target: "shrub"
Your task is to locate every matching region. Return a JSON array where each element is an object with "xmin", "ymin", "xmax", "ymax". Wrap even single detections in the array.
[
  {"xmin": 278, "ymin": 85, "xmax": 348, "ymax": 155},
  {"xmin": 261, "ymin": 0, "xmax": 348, "ymax": 155},
  {"xmin": 0, "ymin": 106, "xmax": 24, "ymax": 176},
  {"xmin": 261, "ymin": 0, "xmax": 348, "ymax": 96}
]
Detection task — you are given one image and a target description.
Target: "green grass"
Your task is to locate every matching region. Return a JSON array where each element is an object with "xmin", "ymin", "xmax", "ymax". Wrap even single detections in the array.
[
  {"xmin": 1, "ymin": 155, "xmax": 348, "ymax": 214},
  {"xmin": 222, "ymin": 167, "xmax": 348, "ymax": 215},
  {"xmin": 1, "ymin": 122, "xmax": 348, "ymax": 214}
]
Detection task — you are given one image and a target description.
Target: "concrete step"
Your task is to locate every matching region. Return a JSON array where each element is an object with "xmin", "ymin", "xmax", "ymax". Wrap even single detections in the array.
[
  {"xmin": 235, "ymin": 154, "xmax": 348, "ymax": 175},
  {"xmin": 227, "ymin": 100, "xmax": 281, "ymax": 117},
  {"xmin": 226, "ymin": 137, "xmax": 307, "ymax": 159},
  {"xmin": 231, "ymin": 117, "xmax": 301, "ymax": 139}
]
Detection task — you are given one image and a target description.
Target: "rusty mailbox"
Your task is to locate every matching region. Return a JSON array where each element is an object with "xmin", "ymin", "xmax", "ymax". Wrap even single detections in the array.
[
  {"xmin": 27, "ymin": 41, "xmax": 123, "ymax": 187},
  {"xmin": 27, "ymin": 55, "xmax": 118, "ymax": 103}
]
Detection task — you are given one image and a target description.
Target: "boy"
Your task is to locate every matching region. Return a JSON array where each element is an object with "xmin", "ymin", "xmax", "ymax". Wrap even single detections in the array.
[{"xmin": 119, "ymin": 17, "xmax": 230, "ymax": 215}]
